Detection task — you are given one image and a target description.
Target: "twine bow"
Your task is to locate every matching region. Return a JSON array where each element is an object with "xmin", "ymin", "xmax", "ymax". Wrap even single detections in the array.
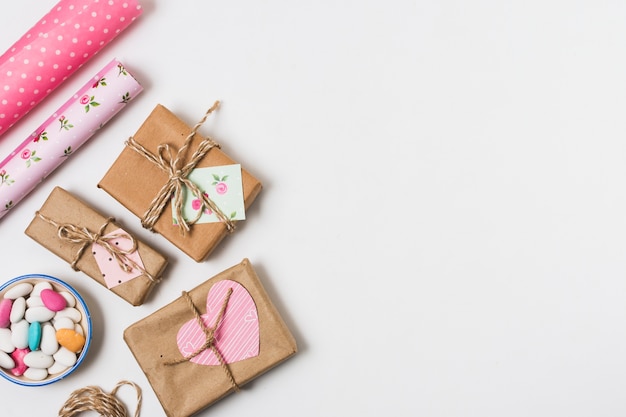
[
  {"xmin": 125, "ymin": 101, "xmax": 235, "ymax": 234},
  {"xmin": 36, "ymin": 212, "xmax": 156, "ymax": 283},
  {"xmin": 58, "ymin": 380, "xmax": 142, "ymax": 417},
  {"xmin": 165, "ymin": 288, "xmax": 240, "ymax": 392}
]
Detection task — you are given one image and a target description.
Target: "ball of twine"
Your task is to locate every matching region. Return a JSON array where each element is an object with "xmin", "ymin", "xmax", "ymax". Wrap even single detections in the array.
[{"xmin": 58, "ymin": 380, "xmax": 142, "ymax": 417}]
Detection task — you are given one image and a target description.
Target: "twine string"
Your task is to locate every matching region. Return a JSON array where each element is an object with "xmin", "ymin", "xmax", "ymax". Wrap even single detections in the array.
[
  {"xmin": 36, "ymin": 211, "xmax": 157, "ymax": 283},
  {"xmin": 165, "ymin": 288, "xmax": 240, "ymax": 392},
  {"xmin": 125, "ymin": 101, "xmax": 235, "ymax": 234},
  {"xmin": 58, "ymin": 380, "xmax": 142, "ymax": 417}
]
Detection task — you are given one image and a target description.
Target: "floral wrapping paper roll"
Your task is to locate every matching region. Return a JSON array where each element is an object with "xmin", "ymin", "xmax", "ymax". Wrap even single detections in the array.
[
  {"xmin": 0, "ymin": 58, "xmax": 143, "ymax": 220},
  {"xmin": 0, "ymin": 0, "xmax": 142, "ymax": 136}
]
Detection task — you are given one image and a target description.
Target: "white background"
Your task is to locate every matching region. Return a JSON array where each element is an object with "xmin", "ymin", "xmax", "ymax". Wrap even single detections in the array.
[{"xmin": 1, "ymin": 1, "xmax": 625, "ymax": 416}]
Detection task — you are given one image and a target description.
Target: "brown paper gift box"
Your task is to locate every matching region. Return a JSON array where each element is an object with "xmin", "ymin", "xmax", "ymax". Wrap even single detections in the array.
[
  {"xmin": 124, "ymin": 259, "xmax": 297, "ymax": 417},
  {"xmin": 24, "ymin": 186, "xmax": 168, "ymax": 306},
  {"xmin": 97, "ymin": 104, "xmax": 263, "ymax": 262}
]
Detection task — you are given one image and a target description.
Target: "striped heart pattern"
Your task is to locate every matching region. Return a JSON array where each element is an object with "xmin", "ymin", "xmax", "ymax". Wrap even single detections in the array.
[{"xmin": 176, "ymin": 280, "xmax": 260, "ymax": 365}]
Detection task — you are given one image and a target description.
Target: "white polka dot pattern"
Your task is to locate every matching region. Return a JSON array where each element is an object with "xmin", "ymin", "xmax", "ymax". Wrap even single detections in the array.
[
  {"xmin": 0, "ymin": 58, "xmax": 143, "ymax": 219},
  {"xmin": 0, "ymin": 0, "xmax": 142, "ymax": 136}
]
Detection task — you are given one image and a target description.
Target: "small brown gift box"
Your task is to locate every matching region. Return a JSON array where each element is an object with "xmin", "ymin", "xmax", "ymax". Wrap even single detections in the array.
[
  {"xmin": 97, "ymin": 104, "xmax": 263, "ymax": 262},
  {"xmin": 124, "ymin": 258, "xmax": 297, "ymax": 417},
  {"xmin": 25, "ymin": 186, "xmax": 168, "ymax": 306}
]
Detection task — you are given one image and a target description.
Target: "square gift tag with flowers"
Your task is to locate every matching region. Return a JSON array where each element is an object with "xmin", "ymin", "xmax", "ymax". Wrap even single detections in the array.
[{"xmin": 176, "ymin": 164, "xmax": 245, "ymax": 225}]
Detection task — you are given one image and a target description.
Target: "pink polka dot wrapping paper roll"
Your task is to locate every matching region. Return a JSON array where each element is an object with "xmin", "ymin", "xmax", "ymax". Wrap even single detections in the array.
[
  {"xmin": 0, "ymin": 58, "xmax": 143, "ymax": 220},
  {"xmin": 0, "ymin": 0, "xmax": 142, "ymax": 136}
]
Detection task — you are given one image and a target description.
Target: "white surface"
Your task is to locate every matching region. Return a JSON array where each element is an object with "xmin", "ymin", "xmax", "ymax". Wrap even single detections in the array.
[{"xmin": 0, "ymin": 1, "xmax": 625, "ymax": 416}]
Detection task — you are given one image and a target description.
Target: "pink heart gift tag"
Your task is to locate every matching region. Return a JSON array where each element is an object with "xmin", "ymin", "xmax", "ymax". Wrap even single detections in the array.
[{"xmin": 176, "ymin": 280, "xmax": 260, "ymax": 365}]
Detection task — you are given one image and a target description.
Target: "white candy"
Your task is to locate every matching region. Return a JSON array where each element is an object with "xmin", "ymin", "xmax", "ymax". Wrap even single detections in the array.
[
  {"xmin": 10, "ymin": 319, "xmax": 29, "ymax": 349},
  {"xmin": 40, "ymin": 324, "xmax": 59, "ymax": 356},
  {"xmin": 24, "ymin": 351, "xmax": 54, "ymax": 369},
  {"xmin": 59, "ymin": 292, "xmax": 76, "ymax": 308},
  {"xmin": 0, "ymin": 328, "xmax": 14, "ymax": 353},
  {"xmin": 0, "ymin": 351, "xmax": 15, "ymax": 369},
  {"xmin": 9, "ymin": 297, "xmax": 26, "ymax": 323},
  {"xmin": 74, "ymin": 323, "xmax": 84, "ymax": 336},
  {"xmin": 31, "ymin": 282, "xmax": 52, "ymax": 297},
  {"xmin": 26, "ymin": 296, "xmax": 44, "ymax": 308},
  {"xmin": 53, "ymin": 347, "xmax": 77, "ymax": 367},
  {"xmin": 47, "ymin": 361, "xmax": 69, "ymax": 375},
  {"xmin": 53, "ymin": 317, "xmax": 74, "ymax": 331},
  {"xmin": 4, "ymin": 283, "xmax": 33, "ymax": 300},
  {"xmin": 0, "ymin": 350, "xmax": 15, "ymax": 369},
  {"xmin": 25, "ymin": 306, "xmax": 55, "ymax": 323},
  {"xmin": 54, "ymin": 308, "xmax": 82, "ymax": 323},
  {"xmin": 23, "ymin": 367, "xmax": 48, "ymax": 381}
]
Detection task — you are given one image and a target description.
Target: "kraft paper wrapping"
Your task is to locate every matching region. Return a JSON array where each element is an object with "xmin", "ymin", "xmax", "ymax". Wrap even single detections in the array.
[
  {"xmin": 98, "ymin": 105, "xmax": 263, "ymax": 262},
  {"xmin": 0, "ymin": 58, "xmax": 143, "ymax": 220},
  {"xmin": 25, "ymin": 186, "xmax": 168, "ymax": 306},
  {"xmin": 124, "ymin": 259, "xmax": 297, "ymax": 417},
  {"xmin": 0, "ymin": 0, "xmax": 142, "ymax": 136}
]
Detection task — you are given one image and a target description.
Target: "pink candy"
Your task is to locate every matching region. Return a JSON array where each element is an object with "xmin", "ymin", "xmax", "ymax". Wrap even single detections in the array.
[
  {"xmin": 40, "ymin": 289, "xmax": 67, "ymax": 312},
  {"xmin": 10, "ymin": 348, "xmax": 29, "ymax": 376},
  {"xmin": 0, "ymin": 299, "xmax": 12, "ymax": 328}
]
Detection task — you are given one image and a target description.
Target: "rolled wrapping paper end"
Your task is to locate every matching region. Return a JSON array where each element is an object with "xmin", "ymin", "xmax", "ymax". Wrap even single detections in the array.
[
  {"xmin": 0, "ymin": 0, "xmax": 143, "ymax": 137},
  {"xmin": 0, "ymin": 58, "xmax": 143, "ymax": 221}
]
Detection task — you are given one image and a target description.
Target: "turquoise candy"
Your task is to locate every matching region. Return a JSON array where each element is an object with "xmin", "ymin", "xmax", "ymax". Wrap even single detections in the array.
[{"xmin": 28, "ymin": 321, "xmax": 42, "ymax": 351}]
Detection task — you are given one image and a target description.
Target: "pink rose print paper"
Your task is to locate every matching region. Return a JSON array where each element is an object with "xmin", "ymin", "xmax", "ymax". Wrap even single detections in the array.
[
  {"xmin": 0, "ymin": 58, "xmax": 143, "ymax": 220},
  {"xmin": 176, "ymin": 279, "xmax": 260, "ymax": 365},
  {"xmin": 0, "ymin": 0, "xmax": 142, "ymax": 136},
  {"xmin": 92, "ymin": 228, "xmax": 147, "ymax": 289},
  {"xmin": 176, "ymin": 164, "xmax": 246, "ymax": 225}
]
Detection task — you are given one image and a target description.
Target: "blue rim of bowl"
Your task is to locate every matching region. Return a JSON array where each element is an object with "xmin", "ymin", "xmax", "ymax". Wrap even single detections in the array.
[{"xmin": 0, "ymin": 274, "xmax": 92, "ymax": 387}]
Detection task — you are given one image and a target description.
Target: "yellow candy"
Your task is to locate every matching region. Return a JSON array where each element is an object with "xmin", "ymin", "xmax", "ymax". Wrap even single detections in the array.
[{"xmin": 55, "ymin": 328, "xmax": 85, "ymax": 353}]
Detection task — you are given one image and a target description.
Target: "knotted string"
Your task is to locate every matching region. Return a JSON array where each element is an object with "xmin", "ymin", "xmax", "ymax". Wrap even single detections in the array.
[
  {"xmin": 58, "ymin": 380, "xmax": 142, "ymax": 417},
  {"xmin": 125, "ymin": 101, "xmax": 235, "ymax": 234},
  {"xmin": 165, "ymin": 288, "xmax": 240, "ymax": 392},
  {"xmin": 36, "ymin": 212, "xmax": 157, "ymax": 283}
]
